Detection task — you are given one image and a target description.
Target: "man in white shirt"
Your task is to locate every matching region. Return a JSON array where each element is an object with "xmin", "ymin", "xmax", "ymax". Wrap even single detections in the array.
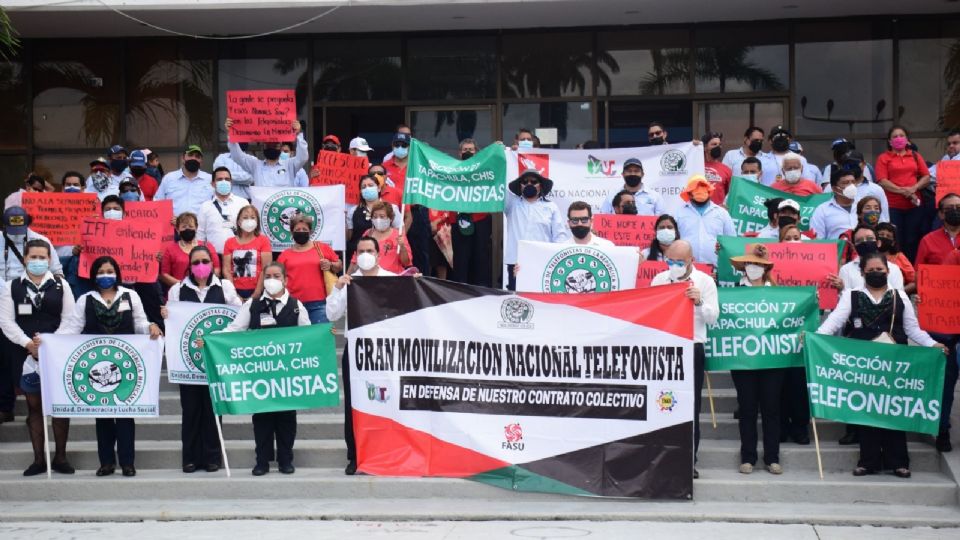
[
  {"xmin": 845, "ymin": 151, "xmax": 890, "ymax": 223},
  {"xmin": 809, "ymin": 169, "xmax": 858, "ymax": 240},
  {"xmin": 213, "ymin": 143, "xmax": 254, "ymax": 200},
  {"xmin": 197, "ymin": 167, "xmax": 246, "ymax": 253},
  {"xmin": 650, "ymin": 239, "xmax": 718, "ymax": 479},
  {"xmin": 225, "ymin": 119, "xmax": 309, "ymax": 188},
  {"xmin": 929, "ymin": 129, "xmax": 960, "ymax": 183},
  {"xmin": 155, "ymin": 145, "xmax": 214, "ymax": 216},
  {"xmin": 837, "ymin": 225, "xmax": 904, "ymax": 291},
  {"xmin": 1, "ymin": 206, "xmax": 62, "ymax": 281},
  {"xmin": 599, "ymin": 158, "xmax": 664, "ymax": 215},
  {"xmin": 675, "ymin": 176, "xmax": 736, "ymax": 265},
  {"xmin": 722, "ymin": 126, "xmax": 779, "ymax": 186},
  {"xmin": 504, "ymin": 168, "xmax": 569, "ymax": 290},
  {"xmin": 566, "ymin": 201, "xmax": 614, "ymax": 247}
]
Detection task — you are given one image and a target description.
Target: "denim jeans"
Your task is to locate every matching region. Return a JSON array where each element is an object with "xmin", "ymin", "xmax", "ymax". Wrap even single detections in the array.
[{"xmin": 303, "ymin": 300, "xmax": 328, "ymax": 324}]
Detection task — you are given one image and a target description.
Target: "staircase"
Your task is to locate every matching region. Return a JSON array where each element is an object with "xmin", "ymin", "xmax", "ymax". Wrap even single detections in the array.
[{"xmin": 1, "ymin": 333, "xmax": 959, "ymax": 527}]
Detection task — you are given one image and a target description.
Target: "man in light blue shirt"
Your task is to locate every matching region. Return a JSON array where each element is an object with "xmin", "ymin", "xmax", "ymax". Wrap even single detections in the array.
[
  {"xmin": 845, "ymin": 151, "xmax": 889, "ymax": 223},
  {"xmin": 722, "ymin": 126, "xmax": 779, "ymax": 186},
  {"xmin": 225, "ymin": 119, "xmax": 308, "ymax": 188},
  {"xmin": 809, "ymin": 168, "xmax": 858, "ymax": 240},
  {"xmin": 504, "ymin": 168, "xmax": 569, "ymax": 290},
  {"xmin": 675, "ymin": 176, "xmax": 736, "ymax": 265},
  {"xmin": 599, "ymin": 157, "xmax": 664, "ymax": 215},
  {"xmin": 213, "ymin": 143, "xmax": 254, "ymax": 200},
  {"xmin": 155, "ymin": 145, "xmax": 214, "ymax": 216}
]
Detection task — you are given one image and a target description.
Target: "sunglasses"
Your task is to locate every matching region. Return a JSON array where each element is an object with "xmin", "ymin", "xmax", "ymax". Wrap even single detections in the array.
[
  {"xmin": 521, "ymin": 178, "xmax": 540, "ymax": 186},
  {"xmin": 568, "ymin": 217, "xmax": 590, "ymax": 224},
  {"xmin": 191, "ymin": 259, "xmax": 212, "ymax": 265}
]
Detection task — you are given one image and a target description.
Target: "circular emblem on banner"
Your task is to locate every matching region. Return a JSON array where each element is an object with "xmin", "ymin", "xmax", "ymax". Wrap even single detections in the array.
[
  {"xmin": 63, "ymin": 337, "xmax": 146, "ymax": 406},
  {"xmin": 657, "ymin": 390, "xmax": 677, "ymax": 412},
  {"xmin": 541, "ymin": 246, "xmax": 619, "ymax": 293},
  {"xmin": 261, "ymin": 190, "xmax": 324, "ymax": 246},
  {"xmin": 501, "ymin": 298, "xmax": 535, "ymax": 324},
  {"xmin": 180, "ymin": 306, "xmax": 238, "ymax": 372},
  {"xmin": 659, "ymin": 149, "xmax": 687, "ymax": 174}
]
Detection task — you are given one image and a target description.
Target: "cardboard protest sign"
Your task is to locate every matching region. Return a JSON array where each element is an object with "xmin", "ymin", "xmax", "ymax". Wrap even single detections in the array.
[
  {"xmin": 78, "ymin": 218, "xmax": 165, "ymax": 282},
  {"xmin": 935, "ymin": 160, "xmax": 960, "ymax": 206},
  {"xmin": 309, "ymin": 150, "xmax": 369, "ymax": 204},
  {"xmin": 593, "ymin": 214, "xmax": 658, "ymax": 248},
  {"xmin": 226, "ymin": 89, "xmax": 297, "ymax": 143},
  {"xmin": 917, "ymin": 264, "xmax": 960, "ymax": 333},
  {"xmin": 22, "ymin": 192, "xmax": 99, "ymax": 246},
  {"xmin": 124, "ymin": 200, "xmax": 175, "ymax": 242},
  {"xmin": 636, "ymin": 261, "xmax": 713, "ymax": 288},
  {"xmin": 765, "ymin": 242, "xmax": 839, "ymax": 310}
]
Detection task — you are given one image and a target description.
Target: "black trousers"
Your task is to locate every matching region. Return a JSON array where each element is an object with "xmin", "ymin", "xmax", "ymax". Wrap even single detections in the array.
[
  {"xmin": 780, "ymin": 366, "xmax": 810, "ymax": 436},
  {"xmin": 506, "ymin": 264, "xmax": 516, "ymax": 291},
  {"xmin": 930, "ymin": 333, "xmax": 960, "ymax": 435},
  {"xmin": 731, "ymin": 368, "xmax": 785, "ymax": 466},
  {"xmin": 343, "ymin": 348, "xmax": 356, "ymax": 463},
  {"xmin": 252, "ymin": 411, "xmax": 296, "ymax": 466},
  {"xmin": 96, "ymin": 418, "xmax": 135, "ymax": 466},
  {"xmin": 451, "ymin": 217, "xmax": 493, "ymax": 288},
  {"xmin": 858, "ymin": 426, "xmax": 908, "ymax": 471},
  {"xmin": 693, "ymin": 343, "xmax": 705, "ymax": 458},
  {"xmin": 180, "ymin": 385, "xmax": 222, "ymax": 467},
  {"xmin": 0, "ymin": 335, "xmax": 22, "ymax": 413},
  {"xmin": 133, "ymin": 282, "xmax": 165, "ymax": 332}
]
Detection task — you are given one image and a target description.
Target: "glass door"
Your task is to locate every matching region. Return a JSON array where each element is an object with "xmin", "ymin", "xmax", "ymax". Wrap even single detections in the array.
[
  {"xmin": 693, "ymin": 99, "xmax": 788, "ymax": 153},
  {"xmin": 406, "ymin": 106, "xmax": 496, "ymax": 156}
]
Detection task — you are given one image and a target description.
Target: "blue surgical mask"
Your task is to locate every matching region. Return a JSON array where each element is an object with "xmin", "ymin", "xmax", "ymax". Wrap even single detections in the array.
[
  {"xmin": 64, "ymin": 186, "xmax": 82, "ymax": 193},
  {"xmin": 361, "ymin": 186, "xmax": 379, "ymax": 202},
  {"xmin": 120, "ymin": 191, "xmax": 139, "ymax": 202},
  {"xmin": 279, "ymin": 152, "xmax": 290, "ymax": 161},
  {"xmin": 26, "ymin": 259, "xmax": 49, "ymax": 276},
  {"xmin": 95, "ymin": 274, "xmax": 117, "ymax": 290},
  {"xmin": 518, "ymin": 140, "xmax": 534, "ymax": 149},
  {"xmin": 216, "ymin": 180, "xmax": 232, "ymax": 196},
  {"xmin": 392, "ymin": 146, "xmax": 408, "ymax": 159}
]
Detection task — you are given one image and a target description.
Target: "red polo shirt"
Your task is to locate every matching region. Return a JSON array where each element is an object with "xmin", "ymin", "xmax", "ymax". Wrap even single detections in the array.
[
  {"xmin": 875, "ymin": 150, "xmax": 930, "ymax": 210},
  {"xmin": 381, "ymin": 157, "xmax": 407, "ymax": 206},
  {"xmin": 915, "ymin": 227, "xmax": 960, "ymax": 266},
  {"xmin": 705, "ymin": 161, "xmax": 732, "ymax": 205},
  {"xmin": 770, "ymin": 179, "xmax": 822, "ymax": 196}
]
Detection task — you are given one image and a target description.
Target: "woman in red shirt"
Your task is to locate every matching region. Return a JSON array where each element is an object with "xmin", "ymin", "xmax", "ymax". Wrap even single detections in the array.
[
  {"xmin": 223, "ymin": 205, "xmax": 273, "ymax": 299},
  {"xmin": 160, "ymin": 212, "xmax": 220, "ymax": 288},
  {"xmin": 349, "ymin": 201, "xmax": 411, "ymax": 274},
  {"xmin": 875, "ymin": 126, "xmax": 931, "ymax": 261},
  {"xmin": 277, "ymin": 214, "xmax": 342, "ymax": 324}
]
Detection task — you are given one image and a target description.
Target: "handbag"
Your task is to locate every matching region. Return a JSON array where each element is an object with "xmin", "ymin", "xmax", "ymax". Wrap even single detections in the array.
[
  {"xmin": 314, "ymin": 243, "xmax": 339, "ymax": 296},
  {"xmin": 872, "ymin": 291, "xmax": 897, "ymax": 344}
]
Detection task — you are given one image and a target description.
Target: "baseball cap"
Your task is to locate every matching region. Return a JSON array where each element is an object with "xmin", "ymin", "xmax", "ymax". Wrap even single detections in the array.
[
  {"xmin": 2, "ymin": 206, "xmax": 30, "ymax": 235},
  {"xmin": 184, "ymin": 144, "xmax": 203, "ymax": 156},
  {"xmin": 788, "ymin": 141, "xmax": 803, "ymax": 153},
  {"xmin": 129, "ymin": 150, "xmax": 147, "ymax": 168},
  {"xmin": 623, "ymin": 157, "xmax": 644, "ymax": 170},
  {"xmin": 778, "ymin": 199, "xmax": 801, "ymax": 212},
  {"xmin": 349, "ymin": 137, "xmax": 372, "ymax": 152},
  {"xmin": 831, "ymin": 138, "xmax": 853, "ymax": 150},
  {"xmin": 769, "ymin": 125, "xmax": 791, "ymax": 139},
  {"xmin": 90, "ymin": 157, "xmax": 109, "ymax": 170},
  {"xmin": 322, "ymin": 134, "xmax": 341, "ymax": 146},
  {"xmin": 392, "ymin": 132, "xmax": 412, "ymax": 145},
  {"xmin": 107, "ymin": 144, "xmax": 127, "ymax": 156}
]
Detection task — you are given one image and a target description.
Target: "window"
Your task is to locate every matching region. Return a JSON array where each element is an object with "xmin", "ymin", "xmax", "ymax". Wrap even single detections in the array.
[
  {"xmin": 501, "ymin": 33, "xmax": 593, "ymax": 98},
  {"xmin": 898, "ymin": 37, "xmax": 955, "ymax": 134},
  {"xmin": 693, "ymin": 25, "xmax": 789, "ymax": 93},
  {"xmin": 320, "ymin": 106, "xmax": 404, "ymax": 164},
  {"xmin": 407, "ymin": 36, "xmax": 496, "ymax": 100},
  {"xmin": 502, "ymin": 102, "xmax": 593, "ymax": 148},
  {"xmin": 601, "ymin": 101, "xmax": 692, "ymax": 148},
  {"xmin": 313, "ymin": 38, "xmax": 401, "ymax": 101},
  {"xmin": 0, "ymin": 61, "xmax": 27, "ymax": 150},
  {"xmin": 597, "ymin": 30, "xmax": 691, "ymax": 96}
]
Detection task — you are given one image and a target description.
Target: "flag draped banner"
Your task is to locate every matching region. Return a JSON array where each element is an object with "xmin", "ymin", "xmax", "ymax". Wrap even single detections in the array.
[
  {"xmin": 249, "ymin": 185, "xmax": 345, "ymax": 251},
  {"xmin": 347, "ymin": 276, "xmax": 695, "ymax": 499},
  {"xmin": 39, "ymin": 334, "xmax": 164, "ymax": 418},
  {"xmin": 514, "ymin": 240, "xmax": 640, "ymax": 294},
  {"xmin": 403, "ymin": 140, "xmax": 507, "ymax": 212},
  {"xmin": 803, "ymin": 333, "xmax": 945, "ymax": 436},
  {"xmin": 726, "ymin": 177, "xmax": 831, "ymax": 234},
  {"xmin": 164, "ymin": 301, "xmax": 239, "ymax": 384}
]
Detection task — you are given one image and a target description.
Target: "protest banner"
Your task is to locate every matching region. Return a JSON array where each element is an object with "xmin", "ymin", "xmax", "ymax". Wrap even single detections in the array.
[
  {"xmin": 249, "ymin": 185, "xmax": 345, "ymax": 251},
  {"xmin": 635, "ymin": 260, "xmax": 714, "ymax": 288},
  {"xmin": 935, "ymin": 160, "xmax": 960, "ymax": 206},
  {"xmin": 226, "ymin": 89, "xmax": 297, "ymax": 143},
  {"xmin": 725, "ymin": 176, "xmax": 832, "ymax": 235},
  {"xmin": 916, "ymin": 264, "xmax": 960, "ymax": 333},
  {"xmin": 403, "ymin": 140, "xmax": 507, "ymax": 212},
  {"xmin": 202, "ymin": 324, "xmax": 340, "ymax": 415},
  {"xmin": 592, "ymin": 214, "xmax": 658, "ymax": 248},
  {"xmin": 78, "ymin": 217, "xmax": 165, "ymax": 282},
  {"xmin": 705, "ymin": 287, "xmax": 819, "ymax": 371},
  {"xmin": 125, "ymin": 199, "xmax": 175, "ymax": 242},
  {"xmin": 21, "ymin": 192, "xmax": 99, "ymax": 246},
  {"xmin": 164, "ymin": 301, "xmax": 239, "ymax": 384},
  {"xmin": 39, "ymin": 334, "xmax": 163, "ymax": 418},
  {"xmin": 309, "ymin": 150, "xmax": 369, "ymax": 204},
  {"xmin": 515, "ymin": 240, "xmax": 640, "ymax": 293},
  {"xmin": 347, "ymin": 276, "xmax": 695, "ymax": 498},
  {"xmin": 804, "ymin": 332, "xmax": 945, "ymax": 436}
]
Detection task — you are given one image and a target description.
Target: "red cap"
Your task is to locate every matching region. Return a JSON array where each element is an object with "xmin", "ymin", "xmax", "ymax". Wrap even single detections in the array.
[{"xmin": 322, "ymin": 134, "xmax": 340, "ymax": 145}]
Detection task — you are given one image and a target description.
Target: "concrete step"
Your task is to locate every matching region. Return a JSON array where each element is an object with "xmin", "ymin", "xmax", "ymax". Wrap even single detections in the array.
[
  {"xmin": 694, "ymin": 440, "xmax": 943, "ymax": 473},
  {"xmin": 699, "ymin": 417, "xmax": 928, "ymax": 442}
]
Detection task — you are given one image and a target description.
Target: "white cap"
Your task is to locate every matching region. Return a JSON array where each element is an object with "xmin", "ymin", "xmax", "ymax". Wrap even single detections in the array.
[
  {"xmin": 349, "ymin": 137, "xmax": 372, "ymax": 152},
  {"xmin": 778, "ymin": 199, "xmax": 801, "ymax": 212}
]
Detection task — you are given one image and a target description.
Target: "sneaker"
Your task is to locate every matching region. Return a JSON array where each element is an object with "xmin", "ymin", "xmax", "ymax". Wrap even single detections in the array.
[
  {"xmin": 766, "ymin": 463, "xmax": 783, "ymax": 475},
  {"xmin": 738, "ymin": 463, "xmax": 753, "ymax": 474}
]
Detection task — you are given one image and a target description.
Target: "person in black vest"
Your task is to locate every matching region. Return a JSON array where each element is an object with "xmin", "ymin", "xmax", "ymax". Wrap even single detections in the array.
[
  {"xmin": 221, "ymin": 261, "xmax": 309, "ymax": 475},
  {"xmin": 164, "ymin": 245, "xmax": 241, "ymax": 473},
  {"xmin": 55, "ymin": 255, "xmax": 162, "ymax": 477},
  {"xmin": 0, "ymin": 239, "xmax": 76, "ymax": 475},
  {"xmin": 817, "ymin": 252, "xmax": 948, "ymax": 478}
]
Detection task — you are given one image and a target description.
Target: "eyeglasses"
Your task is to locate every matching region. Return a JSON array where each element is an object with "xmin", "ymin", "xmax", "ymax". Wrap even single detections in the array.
[
  {"xmin": 191, "ymin": 259, "xmax": 211, "ymax": 265},
  {"xmin": 568, "ymin": 217, "xmax": 591, "ymax": 224}
]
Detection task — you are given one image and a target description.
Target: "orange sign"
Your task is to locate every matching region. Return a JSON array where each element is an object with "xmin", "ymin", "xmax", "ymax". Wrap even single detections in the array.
[
  {"xmin": 309, "ymin": 150, "xmax": 369, "ymax": 204},
  {"xmin": 936, "ymin": 160, "xmax": 960, "ymax": 206},
  {"xmin": 79, "ymin": 218, "xmax": 165, "ymax": 282},
  {"xmin": 593, "ymin": 214, "xmax": 658, "ymax": 248},
  {"xmin": 124, "ymin": 200, "xmax": 175, "ymax": 242},
  {"xmin": 226, "ymin": 89, "xmax": 297, "ymax": 143},
  {"xmin": 917, "ymin": 264, "xmax": 960, "ymax": 333},
  {"xmin": 22, "ymin": 192, "xmax": 99, "ymax": 246},
  {"xmin": 763, "ymin": 242, "xmax": 839, "ymax": 309}
]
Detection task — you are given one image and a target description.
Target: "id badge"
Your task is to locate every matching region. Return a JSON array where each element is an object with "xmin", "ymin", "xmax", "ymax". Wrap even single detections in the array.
[
  {"xmin": 259, "ymin": 314, "xmax": 277, "ymax": 327},
  {"xmin": 853, "ymin": 318, "xmax": 863, "ymax": 329},
  {"xmin": 118, "ymin": 301, "xmax": 131, "ymax": 312},
  {"xmin": 17, "ymin": 303, "xmax": 32, "ymax": 315}
]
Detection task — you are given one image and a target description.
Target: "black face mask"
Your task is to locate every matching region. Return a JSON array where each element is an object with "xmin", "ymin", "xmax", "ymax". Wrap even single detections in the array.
[
  {"xmin": 771, "ymin": 137, "xmax": 790, "ymax": 152},
  {"xmin": 854, "ymin": 241, "xmax": 878, "ymax": 258},
  {"xmin": 621, "ymin": 203, "xmax": 638, "ymax": 215},
  {"xmin": 179, "ymin": 229, "xmax": 197, "ymax": 242},
  {"xmin": 110, "ymin": 159, "xmax": 127, "ymax": 174},
  {"xmin": 878, "ymin": 237, "xmax": 897, "ymax": 253},
  {"xmin": 777, "ymin": 215, "xmax": 797, "ymax": 228},
  {"xmin": 461, "ymin": 152, "xmax": 475, "ymax": 161},
  {"xmin": 709, "ymin": 146, "xmax": 722, "ymax": 160},
  {"xmin": 623, "ymin": 175, "xmax": 642, "ymax": 188},
  {"xmin": 748, "ymin": 140, "xmax": 763, "ymax": 154},
  {"xmin": 648, "ymin": 136, "xmax": 664, "ymax": 146},
  {"xmin": 522, "ymin": 184, "xmax": 539, "ymax": 198},
  {"xmin": 263, "ymin": 148, "xmax": 282, "ymax": 161},
  {"xmin": 864, "ymin": 271, "xmax": 887, "ymax": 289},
  {"xmin": 129, "ymin": 167, "xmax": 146, "ymax": 178},
  {"xmin": 570, "ymin": 225, "xmax": 591, "ymax": 239},
  {"xmin": 183, "ymin": 159, "xmax": 201, "ymax": 173},
  {"xmin": 292, "ymin": 231, "xmax": 311, "ymax": 245},
  {"xmin": 944, "ymin": 208, "xmax": 960, "ymax": 227}
]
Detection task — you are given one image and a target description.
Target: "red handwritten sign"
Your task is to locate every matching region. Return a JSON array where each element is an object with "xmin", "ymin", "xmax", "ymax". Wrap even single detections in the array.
[
  {"xmin": 79, "ymin": 218, "xmax": 165, "ymax": 282},
  {"xmin": 226, "ymin": 89, "xmax": 297, "ymax": 143},
  {"xmin": 935, "ymin": 160, "xmax": 960, "ymax": 206},
  {"xmin": 593, "ymin": 214, "xmax": 658, "ymax": 248},
  {"xmin": 917, "ymin": 264, "xmax": 960, "ymax": 333},
  {"xmin": 636, "ymin": 261, "xmax": 714, "ymax": 288},
  {"xmin": 125, "ymin": 200, "xmax": 175, "ymax": 242},
  {"xmin": 309, "ymin": 150, "xmax": 370, "ymax": 204},
  {"xmin": 22, "ymin": 192, "xmax": 99, "ymax": 246},
  {"xmin": 762, "ymin": 242, "xmax": 839, "ymax": 309}
]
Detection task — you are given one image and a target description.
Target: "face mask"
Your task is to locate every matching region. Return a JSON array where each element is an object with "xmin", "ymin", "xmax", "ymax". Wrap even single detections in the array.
[
  {"xmin": 179, "ymin": 228, "xmax": 197, "ymax": 242},
  {"xmin": 279, "ymin": 152, "xmax": 290, "ymax": 161},
  {"xmin": 771, "ymin": 137, "xmax": 789, "ymax": 152},
  {"xmin": 623, "ymin": 175, "xmax": 642, "ymax": 188},
  {"xmin": 709, "ymin": 146, "xmax": 722, "ymax": 160},
  {"xmin": 392, "ymin": 146, "xmax": 408, "ymax": 159},
  {"xmin": 570, "ymin": 225, "xmax": 591, "ymax": 239},
  {"xmin": 944, "ymin": 208, "xmax": 960, "ymax": 227},
  {"xmin": 357, "ymin": 252, "xmax": 377, "ymax": 271},
  {"xmin": 461, "ymin": 152, "xmax": 475, "ymax": 160},
  {"xmin": 890, "ymin": 136, "xmax": 908, "ymax": 151},
  {"xmin": 146, "ymin": 166, "xmax": 161, "ymax": 179},
  {"xmin": 240, "ymin": 218, "xmax": 258, "ymax": 233},
  {"xmin": 130, "ymin": 167, "xmax": 146, "ymax": 178},
  {"xmin": 263, "ymin": 277, "xmax": 284, "ymax": 296},
  {"xmin": 741, "ymin": 173, "xmax": 759, "ymax": 183},
  {"xmin": 292, "ymin": 231, "xmax": 311, "ymax": 245},
  {"xmin": 649, "ymin": 136, "xmax": 664, "ymax": 145},
  {"xmin": 215, "ymin": 180, "xmax": 232, "ymax": 196},
  {"xmin": 621, "ymin": 202, "xmax": 638, "ymax": 215},
  {"xmin": 878, "ymin": 237, "xmax": 897, "ymax": 253},
  {"xmin": 104, "ymin": 209, "xmax": 123, "ymax": 221},
  {"xmin": 361, "ymin": 186, "xmax": 379, "ymax": 202},
  {"xmin": 191, "ymin": 262, "xmax": 213, "ymax": 280},
  {"xmin": 92, "ymin": 171, "xmax": 109, "ymax": 192},
  {"xmin": 522, "ymin": 184, "xmax": 539, "ymax": 198},
  {"xmin": 517, "ymin": 140, "xmax": 534, "ymax": 149},
  {"xmin": 855, "ymin": 240, "xmax": 879, "ymax": 258},
  {"xmin": 784, "ymin": 169, "xmax": 802, "ymax": 183},
  {"xmin": 777, "ymin": 215, "xmax": 797, "ymax": 228},
  {"xmin": 371, "ymin": 217, "xmax": 391, "ymax": 231},
  {"xmin": 120, "ymin": 191, "xmax": 139, "ymax": 202},
  {"xmin": 841, "ymin": 184, "xmax": 858, "ymax": 200},
  {"xmin": 864, "ymin": 271, "xmax": 887, "ymax": 289},
  {"xmin": 263, "ymin": 148, "xmax": 281, "ymax": 161},
  {"xmin": 656, "ymin": 228, "xmax": 676, "ymax": 245},
  {"xmin": 862, "ymin": 210, "xmax": 881, "ymax": 226},
  {"xmin": 748, "ymin": 140, "xmax": 763, "ymax": 154},
  {"xmin": 666, "ymin": 260, "xmax": 688, "ymax": 280},
  {"xmin": 109, "ymin": 159, "xmax": 127, "ymax": 174},
  {"xmin": 64, "ymin": 186, "xmax": 82, "ymax": 193},
  {"xmin": 26, "ymin": 259, "xmax": 49, "ymax": 276},
  {"xmin": 744, "ymin": 264, "xmax": 766, "ymax": 281},
  {"xmin": 95, "ymin": 274, "xmax": 117, "ymax": 290},
  {"xmin": 355, "ymin": 150, "xmax": 368, "ymax": 158},
  {"xmin": 184, "ymin": 159, "xmax": 201, "ymax": 173}
]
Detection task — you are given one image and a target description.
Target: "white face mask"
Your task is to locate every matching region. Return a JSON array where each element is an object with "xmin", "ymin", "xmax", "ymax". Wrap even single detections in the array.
[
  {"xmin": 841, "ymin": 184, "xmax": 858, "ymax": 200},
  {"xmin": 103, "ymin": 209, "xmax": 123, "ymax": 221},
  {"xmin": 744, "ymin": 264, "xmax": 766, "ymax": 281},
  {"xmin": 656, "ymin": 228, "xmax": 676, "ymax": 245},
  {"xmin": 783, "ymin": 169, "xmax": 802, "ymax": 183},
  {"xmin": 240, "ymin": 218, "xmax": 258, "ymax": 233},
  {"xmin": 371, "ymin": 217, "xmax": 391, "ymax": 231},
  {"xmin": 668, "ymin": 263, "xmax": 688, "ymax": 280},
  {"xmin": 263, "ymin": 278, "xmax": 284, "ymax": 296},
  {"xmin": 357, "ymin": 252, "xmax": 377, "ymax": 271},
  {"xmin": 741, "ymin": 173, "xmax": 759, "ymax": 183}
]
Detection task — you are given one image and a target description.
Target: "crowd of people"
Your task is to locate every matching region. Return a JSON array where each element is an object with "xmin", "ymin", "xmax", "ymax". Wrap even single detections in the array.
[{"xmin": 0, "ymin": 119, "xmax": 958, "ymax": 482}]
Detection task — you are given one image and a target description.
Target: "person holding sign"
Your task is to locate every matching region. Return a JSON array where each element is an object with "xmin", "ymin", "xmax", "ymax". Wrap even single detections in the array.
[
  {"xmin": 160, "ymin": 213, "xmax": 221, "ymax": 288},
  {"xmin": 1, "ymin": 206, "xmax": 62, "ymax": 281},
  {"xmin": 221, "ymin": 262, "xmax": 310, "ymax": 476},
  {"xmin": 565, "ymin": 202, "xmax": 613, "ymax": 247},
  {"xmin": 349, "ymin": 202, "xmax": 411, "ymax": 275},
  {"xmin": 0, "ymin": 239, "xmax": 76, "ymax": 475},
  {"xmin": 817, "ymin": 252, "xmax": 948, "ymax": 478},
  {"xmin": 54, "ymin": 255, "xmax": 161, "ymax": 477},
  {"xmin": 346, "ymin": 173, "xmax": 403, "ymax": 266},
  {"xmin": 225, "ymin": 118, "xmax": 308, "ymax": 188},
  {"xmin": 837, "ymin": 225, "xmax": 904, "ymax": 292},
  {"xmin": 278, "ymin": 214, "xmax": 342, "ymax": 324},
  {"xmin": 641, "ymin": 215, "xmax": 679, "ymax": 261},
  {"xmin": 675, "ymin": 176, "xmax": 735, "ymax": 265},
  {"xmin": 599, "ymin": 158, "xmax": 664, "ymax": 216},
  {"xmin": 165, "ymin": 245, "xmax": 242, "ymax": 473},
  {"xmin": 504, "ymin": 168, "xmax": 569, "ymax": 290},
  {"xmin": 222, "ymin": 205, "xmax": 272, "ymax": 300}
]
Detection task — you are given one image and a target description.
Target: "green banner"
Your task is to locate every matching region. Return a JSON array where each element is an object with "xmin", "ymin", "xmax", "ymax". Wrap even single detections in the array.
[
  {"xmin": 202, "ymin": 324, "xmax": 340, "ymax": 415},
  {"xmin": 403, "ymin": 139, "xmax": 507, "ymax": 212},
  {"xmin": 726, "ymin": 176, "xmax": 832, "ymax": 235},
  {"xmin": 705, "ymin": 286, "xmax": 819, "ymax": 371},
  {"xmin": 804, "ymin": 332, "xmax": 945, "ymax": 436},
  {"xmin": 715, "ymin": 235, "xmax": 844, "ymax": 287}
]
